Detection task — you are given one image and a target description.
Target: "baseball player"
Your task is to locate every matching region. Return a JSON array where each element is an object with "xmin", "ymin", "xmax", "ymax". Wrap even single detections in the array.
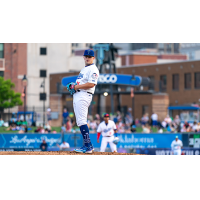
[
  {"xmin": 97, "ymin": 114, "xmax": 119, "ymax": 152},
  {"xmin": 171, "ymin": 136, "xmax": 183, "ymax": 155},
  {"xmin": 66, "ymin": 49, "xmax": 99, "ymax": 153}
]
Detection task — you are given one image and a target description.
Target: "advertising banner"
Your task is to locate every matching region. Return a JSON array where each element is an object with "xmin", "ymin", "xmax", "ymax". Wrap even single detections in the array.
[
  {"xmin": 0, "ymin": 134, "xmax": 62, "ymax": 148},
  {"xmin": 116, "ymin": 134, "xmax": 182, "ymax": 149},
  {"xmin": 0, "ymin": 133, "xmax": 183, "ymax": 149},
  {"xmin": 189, "ymin": 134, "xmax": 200, "ymax": 148},
  {"xmin": 135, "ymin": 148, "xmax": 200, "ymax": 155}
]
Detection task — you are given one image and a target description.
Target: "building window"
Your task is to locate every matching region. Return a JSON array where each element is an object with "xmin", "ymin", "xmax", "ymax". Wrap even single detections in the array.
[
  {"xmin": 172, "ymin": 74, "xmax": 179, "ymax": 90},
  {"xmin": 160, "ymin": 75, "xmax": 167, "ymax": 92},
  {"xmin": 195, "ymin": 72, "xmax": 200, "ymax": 89},
  {"xmin": 40, "ymin": 47, "xmax": 47, "ymax": 55},
  {"xmin": 142, "ymin": 105, "xmax": 149, "ymax": 115},
  {"xmin": 185, "ymin": 73, "xmax": 191, "ymax": 89},
  {"xmin": 0, "ymin": 71, "xmax": 4, "ymax": 77},
  {"xmin": 148, "ymin": 76, "xmax": 155, "ymax": 90},
  {"xmin": 0, "ymin": 43, "xmax": 4, "ymax": 58}
]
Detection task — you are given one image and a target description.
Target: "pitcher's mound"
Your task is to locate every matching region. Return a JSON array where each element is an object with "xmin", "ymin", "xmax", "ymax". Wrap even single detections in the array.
[{"xmin": 0, "ymin": 151, "xmax": 141, "ymax": 155}]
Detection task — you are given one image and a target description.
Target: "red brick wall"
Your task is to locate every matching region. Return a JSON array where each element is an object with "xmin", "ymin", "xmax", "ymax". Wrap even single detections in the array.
[
  {"xmin": 4, "ymin": 43, "xmax": 27, "ymax": 107},
  {"xmin": 133, "ymin": 55, "xmax": 157, "ymax": 65},
  {"xmin": 121, "ymin": 54, "xmax": 157, "ymax": 66},
  {"xmin": 4, "ymin": 43, "xmax": 27, "ymax": 93}
]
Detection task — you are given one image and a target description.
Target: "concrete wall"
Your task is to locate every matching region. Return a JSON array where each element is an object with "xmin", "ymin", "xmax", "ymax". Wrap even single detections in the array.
[{"xmin": 27, "ymin": 43, "xmax": 72, "ymax": 108}]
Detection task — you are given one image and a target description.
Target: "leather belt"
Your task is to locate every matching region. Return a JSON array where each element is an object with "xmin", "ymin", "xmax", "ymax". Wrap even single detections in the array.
[{"xmin": 77, "ymin": 90, "xmax": 93, "ymax": 95}]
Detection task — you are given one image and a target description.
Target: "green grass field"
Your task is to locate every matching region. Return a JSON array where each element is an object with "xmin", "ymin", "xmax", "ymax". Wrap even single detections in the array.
[
  {"xmin": 0, "ymin": 126, "xmax": 162, "ymax": 133},
  {"xmin": 0, "ymin": 126, "xmax": 62, "ymax": 133}
]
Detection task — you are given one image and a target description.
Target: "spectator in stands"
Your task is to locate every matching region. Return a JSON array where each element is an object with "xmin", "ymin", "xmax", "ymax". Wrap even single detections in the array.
[
  {"xmin": 116, "ymin": 111, "xmax": 122, "ymax": 121},
  {"xmin": 18, "ymin": 125, "xmax": 27, "ymax": 133},
  {"xmin": 52, "ymin": 129, "xmax": 57, "ymax": 134},
  {"xmin": 173, "ymin": 115, "xmax": 180, "ymax": 126},
  {"xmin": 44, "ymin": 128, "xmax": 49, "ymax": 133},
  {"xmin": 142, "ymin": 124, "xmax": 150, "ymax": 133},
  {"xmin": 135, "ymin": 118, "xmax": 140, "ymax": 126},
  {"xmin": 0, "ymin": 118, "xmax": 4, "ymax": 127},
  {"xmin": 127, "ymin": 107, "xmax": 133, "ymax": 123},
  {"xmin": 183, "ymin": 121, "xmax": 190, "ymax": 132},
  {"xmin": 141, "ymin": 114, "xmax": 149, "ymax": 125},
  {"xmin": 158, "ymin": 125, "xmax": 163, "ymax": 133},
  {"xmin": 164, "ymin": 115, "xmax": 172, "ymax": 127},
  {"xmin": 20, "ymin": 114, "xmax": 24, "ymax": 121},
  {"xmin": 198, "ymin": 123, "xmax": 200, "ymax": 132},
  {"xmin": 131, "ymin": 125, "xmax": 136, "ymax": 133},
  {"xmin": 125, "ymin": 114, "xmax": 132, "ymax": 133},
  {"xmin": 6, "ymin": 119, "xmax": 17, "ymax": 131},
  {"xmin": 66, "ymin": 119, "xmax": 72, "ymax": 132},
  {"xmin": 57, "ymin": 141, "xmax": 70, "ymax": 151},
  {"xmin": 35, "ymin": 125, "xmax": 42, "ymax": 133},
  {"xmin": 181, "ymin": 121, "xmax": 190, "ymax": 133},
  {"xmin": 47, "ymin": 107, "xmax": 52, "ymax": 126},
  {"xmin": 151, "ymin": 112, "xmax": 158, "ymax": 127},
  {"xmin": 94, "ymin": 114, "xmax": 100, "ymax": 126},
  {"xmin": 16, "ymin": 119, "xmax": 22, "ymax": 127},
  {"xmin": 44, "ymin": 123, "xmax": 51, "ymax": 131},
  {"xmin": 40, "ymin": 139, "xmax": 48, "ymax": 151},
  {"xmin": 61, "ymin": 124, "xmax": 67, "ymax": 134},
  {"xmin": 116, "ymin": 119, "xmax": 125, "ymax": 133},
  {"xmin": 192, "ymin": 121, "xmax": 198, "ymax": 132},
  {"xmin": 62, "ymin": 108, "xmax": 69, "ymax": 125},
  {"xmin": 10, "ymin": 112, "xmax": 17, "ymax": 123},
  {"xmin": 21, "ymin": 120, "xmax": 28, "ymax": 126},
  {"xmin": 90, "ymin": 120, "xmax": 97, "ymax": 133}
]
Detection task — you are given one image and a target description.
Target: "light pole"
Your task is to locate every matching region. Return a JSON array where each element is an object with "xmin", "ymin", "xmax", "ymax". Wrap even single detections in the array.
[
  {"xmin": 40, "ymin": 79, "xmax": 45, "ymax": 127},
  {"xmin": 22, "ymin": 75, "xmax": 28, "ymax": 122}
]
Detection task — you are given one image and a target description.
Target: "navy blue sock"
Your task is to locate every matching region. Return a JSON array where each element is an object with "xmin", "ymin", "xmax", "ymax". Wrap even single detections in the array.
[{"xmin": 80, "ymin": 124, "xmax": 92, "ymax": 147}]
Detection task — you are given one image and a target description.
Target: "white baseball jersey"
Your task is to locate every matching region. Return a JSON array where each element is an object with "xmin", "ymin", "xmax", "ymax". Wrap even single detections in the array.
[
  {"xmin": 171, "ymin": 139, "xmax": 183, "ymax": 151},
  {"xmin": 76, "ymin": 63, "xmax": 99, "ymax": 94},
  {"xmin": 97, "ymin": 120, "xmax": 117, "ymax": 137}
]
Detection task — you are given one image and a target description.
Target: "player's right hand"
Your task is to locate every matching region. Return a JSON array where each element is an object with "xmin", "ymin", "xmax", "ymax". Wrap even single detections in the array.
[{"xmin": 97, "ymin": 139, "xmax": 99, "ymax": 143}]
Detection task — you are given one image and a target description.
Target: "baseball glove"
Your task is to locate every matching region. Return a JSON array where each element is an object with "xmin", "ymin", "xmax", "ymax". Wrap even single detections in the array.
[
  {"xmin": 66, "ymin": 82, "xmax": 77, "ymax": 95},
  {"xmin": 113, "ymin": 137, "xmax": 119, "ymax": 145}
]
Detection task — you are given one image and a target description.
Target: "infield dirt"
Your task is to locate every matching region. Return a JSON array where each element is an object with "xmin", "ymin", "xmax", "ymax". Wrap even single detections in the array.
[{"xmin": 0, "ymin": 151, "xmax": 141, "ymax": 155}]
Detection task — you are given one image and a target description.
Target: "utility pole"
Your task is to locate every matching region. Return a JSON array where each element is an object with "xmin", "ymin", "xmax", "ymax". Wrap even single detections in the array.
[{"xmin": 43, "ymin": 78, "xmax": 45, "ymax": 127}]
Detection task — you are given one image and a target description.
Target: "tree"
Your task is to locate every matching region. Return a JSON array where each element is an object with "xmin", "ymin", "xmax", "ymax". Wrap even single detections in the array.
[{"xmin": 0, "ymin": 77, "xmax": 23, "ymax": 110}]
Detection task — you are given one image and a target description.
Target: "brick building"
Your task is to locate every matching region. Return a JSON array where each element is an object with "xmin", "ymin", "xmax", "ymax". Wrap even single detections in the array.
[
  {"xmin": 50, "ymin": 59, "xmax": 200, "ymax": 126},
  {"xmin": 0, "ymin": 43, "xmax": 27, "ymax": 112}
]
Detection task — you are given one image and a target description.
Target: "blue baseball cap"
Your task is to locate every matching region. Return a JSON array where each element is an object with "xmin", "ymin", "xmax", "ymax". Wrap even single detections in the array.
[
  {"xmin": 83, "ymin": 49, "xmax": 95, "ymax": 57},
  {"xmin": 104, "ymin": 113, "xmax": 110, "ymax": 117}
]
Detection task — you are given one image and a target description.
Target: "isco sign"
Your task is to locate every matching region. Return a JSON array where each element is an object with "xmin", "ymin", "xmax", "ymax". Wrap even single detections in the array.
[{"xmin": 98, "ymin": 74, "xmax": 117, "ymax": 83}]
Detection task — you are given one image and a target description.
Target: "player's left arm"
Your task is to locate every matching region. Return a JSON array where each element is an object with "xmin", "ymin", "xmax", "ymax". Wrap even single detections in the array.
[
  {"xmin": 75, "ymin": 68, "xmax": 99, "ymax": 90},
  {"xmin": 75, "ymin": 82, "xmax": 96, "ymax": 90},
  {"xmin": 113, "ymin": 122, "xmax": 118, "ymax": 137}
]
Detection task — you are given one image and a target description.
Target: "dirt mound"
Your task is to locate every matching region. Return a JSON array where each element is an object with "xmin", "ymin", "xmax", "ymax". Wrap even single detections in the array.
[{"xmin": 0, "ymin": 151, "xmax": 141, "ymax": 155}]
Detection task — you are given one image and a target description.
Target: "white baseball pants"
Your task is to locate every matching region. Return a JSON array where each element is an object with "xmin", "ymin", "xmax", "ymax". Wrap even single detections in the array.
[
  {"xmin": 173, "ymin": 150, "xmax": 181, "ymax": 155},
  {"xmin": 100, "ymin": 135, "xmax": 117, "ymax": 152},
  {"xmin": 73, "ymin": 91, "xmax": 92, "ymax": 127}
]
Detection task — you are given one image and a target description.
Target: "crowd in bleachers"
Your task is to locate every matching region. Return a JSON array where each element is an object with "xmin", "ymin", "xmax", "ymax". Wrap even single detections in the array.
[{"xmin": 1, "ymin": 107, "xmax": 200, "ymax": 134}]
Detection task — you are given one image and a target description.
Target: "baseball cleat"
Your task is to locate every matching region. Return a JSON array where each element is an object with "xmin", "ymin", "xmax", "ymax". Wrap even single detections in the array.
[
  {"xmin": 85, "ymin": 146, "xmax": 94, "ymax": 154},
  {"xmin": 74, "ymin": 146, "xmax": 87, "ymax": 153},
  {"xmin": 74, "ymin": 145, "xmax": 94, "ymax": 154}
]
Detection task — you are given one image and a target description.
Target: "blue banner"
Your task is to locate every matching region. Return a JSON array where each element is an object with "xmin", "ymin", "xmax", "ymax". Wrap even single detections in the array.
[
  {"xmin": 135, "ymin": 148, "xmax": 200, "ymax": 155},
  {"xmin": 0, "ymin": 133, "xmax": 182, "ymax": 149},
  {"xmin": 64, "ymin": 133, "xmax": 182, "ymax": 149},
  {"xmin": 116, "ymin": 134, "xmax": 182, "ymax": 149},
  {"xmin": 62, "ymin": 74, "xmax": 142, "ymax": 87},
  {"xmin": 0, "ymin": 134, "xmax": 62, "ymax": 148}
]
